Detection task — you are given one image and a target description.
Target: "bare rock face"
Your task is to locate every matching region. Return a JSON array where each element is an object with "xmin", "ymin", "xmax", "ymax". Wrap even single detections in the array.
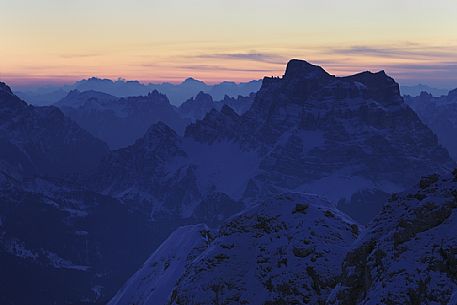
[{"xmin": 328, "ymin": 170, "xmax": 457, "ymax": 305}]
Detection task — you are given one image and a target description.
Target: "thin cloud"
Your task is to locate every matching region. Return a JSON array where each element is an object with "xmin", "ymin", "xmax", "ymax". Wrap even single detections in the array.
[
  {"xmin": 325, "ymin": 44, "xmax": 457, "ymax": 60},
  {"xmin": 192, "ymin": 52, "xmax": 287, "ymax": 64},
  {"xmin": 178, "ymin": 64, "xmax": 279, "ymax": 73},
  {"xmin": 59, "ymin": 53, "xmax": 102, "ymax": 59}
]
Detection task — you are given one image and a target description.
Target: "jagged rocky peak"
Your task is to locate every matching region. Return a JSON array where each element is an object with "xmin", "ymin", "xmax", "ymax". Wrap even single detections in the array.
[
  {"xmin": 419, "ymin": 90, "xmax": 433, "ymax": 98},
  {"xmin": 146, "ymin": 89, "xmax": 168, "ymax": 100},
  {"xmin": 0, "ymin": 81, "xmax": 28, "ymax": 112},
  {"xmin": 167, "ymin": 193, "xmax": 361, "ymax": 305},
  {"xmin": 448, "ymin": 88, "xmax": 457, "ymax": 99},
  {"xmin": 178, "ymin": 91, "xmax": 216, "ymax": 121},
  {"xmin": 182, "ymin": 91, "xmax": 214, "ymax": 108},
  {"xmin": 184, "ymin": 104, "xmax": 241, "ymax": 143},
  {"xmin": 328, "ymin": 170, "xmax": 457, "ymax": 304},
  {"xmin": 219, "ymin": 103, "xmax": 238, "ymax": 117},
  {"xmin": 142, "ymin": 121, "xmax": 180, "ymax": 146},
  {"xmin": 0, "ymin": 82, "xmax": 13, "ymax": 94},
  {"xmin": 195, "ymin": 91, "xmax": 213, "ymax": 102},
  {"xmin": 182, "ymin": 77, "xmax": 205, "ymax": 85}
]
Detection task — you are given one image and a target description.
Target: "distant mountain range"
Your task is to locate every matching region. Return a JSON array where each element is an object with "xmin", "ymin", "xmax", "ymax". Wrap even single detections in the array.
[
  {"xmin": 400, "ymin": 84, "xmax": 451, "ymax": 97},
  {"xmin": 1, "ymin": 59, "xmax": 457, "ymax": 305},
  {"xmin": 55, "ymin": 89, "xmax": 254, "ymax": 149},
  {"xmin": 13, "ymin": 77, "xmax": 452, "ymax": 108},
  {"xmin": 13, "ymin": 77, "xmax": 262, "ymax": 106}
]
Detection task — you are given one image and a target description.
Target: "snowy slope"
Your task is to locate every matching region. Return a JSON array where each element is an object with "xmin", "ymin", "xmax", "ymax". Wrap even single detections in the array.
[{"xmin": 108, "ymin": 224, "xmax": 211, "ymax": 305}]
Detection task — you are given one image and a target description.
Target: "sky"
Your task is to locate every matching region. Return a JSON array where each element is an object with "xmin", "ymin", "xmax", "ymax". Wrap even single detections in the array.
[{"xmin": 1, "ymin": 0, "xmax": 457, "ymax": 88}]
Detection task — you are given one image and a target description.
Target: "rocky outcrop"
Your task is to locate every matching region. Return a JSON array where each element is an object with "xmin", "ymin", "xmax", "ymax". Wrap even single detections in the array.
[{"xmin": 328, "ymin": 170, "xmax": 457, "ymax": 305}]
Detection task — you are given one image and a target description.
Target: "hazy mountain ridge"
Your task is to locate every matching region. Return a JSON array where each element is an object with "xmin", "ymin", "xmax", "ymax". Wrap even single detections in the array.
[
  {"xmin": 178, "ymin": 91, "xmax": 255, "ymax": 121},
  {"xmin": 405, "ymin": 89, "xmax": 457, "ymax": 161},
  {"xmin": 55, "ymin": 89, "xmax": 254, "ymax": 149},
  {"xmin": 0, "ymin": 82, "xmax": 108, "ymax": 179},
  {"xmin": 56, "ymin": 89, "xmax": 190, "ymax": 149},
  {"xmin": 400, "ymin": 84, "xmax": 451, "ymax": 97},
  {"xmin": 14, "ymin": 77, "xmax": 262, "ymax": 106}
]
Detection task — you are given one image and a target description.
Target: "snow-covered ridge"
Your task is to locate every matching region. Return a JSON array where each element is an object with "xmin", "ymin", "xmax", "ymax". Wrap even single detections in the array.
[{"xmin": 111, "ymin": 193, "xmax": 361, "ymax": 305}]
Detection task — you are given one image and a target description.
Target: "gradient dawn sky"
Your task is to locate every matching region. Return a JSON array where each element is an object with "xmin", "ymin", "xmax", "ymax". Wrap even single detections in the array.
[{"xmin": 1, "ymin": 0, "xmax": 457, "ymax": 88}]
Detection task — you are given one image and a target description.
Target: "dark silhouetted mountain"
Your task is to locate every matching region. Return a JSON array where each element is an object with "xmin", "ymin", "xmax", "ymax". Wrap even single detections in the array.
[
  {"xmin": 56, "ymin": 89, "xmax": 189, "ymax": 149},
  {"xmin": 329, "ymin": 171, "xmax": 457, "ymax": 304},
  {"xmin": 0, "ymin": 82, "xmax": 108, "ymax": 179},
  {"xmin": 186, "ymin": 59, "xmax": 454, "ymax": 222},
  {"xmin": 13, "ymin": 77, "xmax": 262, "ymax": 106},
  {"xmin": 109, "ymin": 193, "xmax": 361, "ymax": 305},
  {"xmin": 400, "ymin": 84, "xmax": 450, "ymax": 97},
  {"xmin": 89, "ymin": 60, "xmax": 453, "ymax": 224},
  {"xmin": 405, "ymin": 89, "xmax": 457, "ymax": 161}
]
